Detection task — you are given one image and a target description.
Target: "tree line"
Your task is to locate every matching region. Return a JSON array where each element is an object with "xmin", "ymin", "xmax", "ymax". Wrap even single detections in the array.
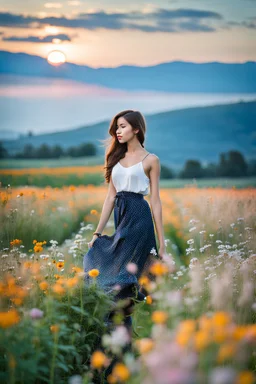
[
  {"xmin": 161, "ymin": 151, "xmax": 256, "ymax": 178},
  {"xmin": 0, "ymin": 142, "xmax": 97, "ymax": 159},
  {"xmin": 0, "ymin": 142, "xmax": 255, "ymax": 178}
]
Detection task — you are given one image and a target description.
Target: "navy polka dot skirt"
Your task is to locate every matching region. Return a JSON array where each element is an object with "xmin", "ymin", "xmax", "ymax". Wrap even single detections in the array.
[{"xmin": 83, "ymin": 191, "xmax": 160, "ymax": 299}]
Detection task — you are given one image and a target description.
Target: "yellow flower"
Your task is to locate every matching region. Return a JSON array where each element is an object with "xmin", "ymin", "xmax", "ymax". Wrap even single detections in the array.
[
  {"xmin": 90, "ymin": 209, "xmax": 98, "ymax": 215},
  {"xmin": 151, "ymin": 311, "xmax": 168, "ymax": 324},
  {"xmin": 39, "ymin": 281, "xmax": 48, "ymax": 291},
  {"xmin": 236, "ymin": 371, "xmax": 255, "ymax": 384},
  {"xmin": 0, "ymin": 309, "xmax": 20, "ymax": 328},
  {"xmin": 149, "ymin": 262, "xmax": 169, "ymax": 276},
  {"xmin": 91, "ymin": 350, "xmax": 108, "ymax": 369},
  {"xmin": 111, "ymin": 363, "xmax": 130, "ymax": 382},
  {"xmin": 146, "ymin": 295, "xmax": 152, "ymax": 304},
  {"xmin": 135, "ymin": 338, "xmax": 154, "ymax": 354},
  {"xmin": 88, "ymin": 269, "xmax": 99, "ymax": 278},
  {"xmin": 33, "ymin": 239, "xmax": 37, "ymax": 244}
]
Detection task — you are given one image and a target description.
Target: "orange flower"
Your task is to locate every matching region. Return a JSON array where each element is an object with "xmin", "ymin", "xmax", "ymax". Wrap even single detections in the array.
[
  {"xmin": 111, "ymin": 363, "xmax": 130, "ymax": 382},
  {"xmin": 50, "ymin": 324, "xmax": 59, "ymax": 333},
  {"xmin": 10, "ymin": 239, "xmax": 22, "ymax": 247},
  {"xmin": 151, "ymin": 311, "xmax": 168, "ymax": 324},
  {"xmin": 91, "ymin": 350, "xmax": 108, "ymax": 369},
  {"xmin": 145, "ymin": 295, "xmax": 152, "ymax": 304},
  {"xmin": 56, "ymin": 261, "xmax": 64, "ymax": 270},
  {"xmin": 135, "ymin": 338, "xmax": 154, "ymax": 354},
  {"xmin": 236, "ymin": 371, "xmax": 255, "ymax": 384},
  {"xmin": 52, "ymin": 284, "xmax": 65, "ymax": 295},
  {"xmin": 88, "ymin": 269, "xmax": 99, "ymax": 278},
  {"xmin": 39, "ymin": 281, "xmax": 48, "ymax": 291},
  {"xmin": 0, "ymin": 309, "xmax": 20, "ymax": 328},
  {"xmin": 149, "ymin": 262, "xmax": 169, "ymax": 276},
  {"xmin": 72, "ymin": 266, "xmax": 83, "ymax": 274},
  {"xmin": 66, "ymin": 277, "xmax": 79, "ymax": 288}
]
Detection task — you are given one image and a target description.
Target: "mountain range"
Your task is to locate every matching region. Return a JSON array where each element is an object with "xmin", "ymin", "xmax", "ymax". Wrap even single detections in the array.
[{"xmin": 0, "ymin": 50, "xmax": 255, "ymax": 93}]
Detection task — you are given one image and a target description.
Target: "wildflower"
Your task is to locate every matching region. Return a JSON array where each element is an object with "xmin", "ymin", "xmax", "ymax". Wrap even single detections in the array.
[
  {"xmin": 50, "ymin": 324, "xmax": 59, "ymax": 333},
  {"xmin": 139, "ymin": 276, "xmax": 150, "ymax": 286},
  {"xmin": 52, "ymin": 284, "xmax": 65, "ymax": 295},
  {"xmin": 151, "ymin": 311, "xmax": 168, "ymax": 324},
  {"xmin": 90, "ymin": 350, "xmax": 109, "ymax": 370},
  {"xmin": 135, "ymin": 338, "xmax": 154, "ymax": 354},
  {"xmin": 66, "ymin": 277, "xmax": 79, "ymax": 288},
  {"xmin": 90, "ymin": 209, "xmax": 98, "ymax": 215},
  {"xmin": 56, "ymin": 261, "xmax": 64, "ymax": 270},
  {"xmin": 236, "ymin": 371, "xmax": 255, "ymax": 384},
  {"xmin": 145, "ymin": 295, "xmax": 152, "ymax": 304},
  {"xmin": 217, "ymin": 342, "xmax": 236, "ymax": 363},
  {"xmin": 149, "ymin": 261, "xmax": 169, "ymax": 276},
  {"xmin": 88, "ymin": 269, "xmax": 99, "ymax": 278},
  {"xmin": 39, "ymin": 281, "xmax": 48, "ymax": 291},
  {"xmin": 34, "ymin": 241, "xmax": 44, "ymax": 252},
  {"xmin": 126, "ymin": 262, "xmax": 138, "ymax": 274},
  {"xmin": 111, "ymin": 363, "xmax": 130, "ymax": 382},
  {"xmin": 72, "ymin": 266, "xmax": 83, "ymax": 274},
  {"xmin": 0, "ymin": 309, "xmax": 20, "ymax": 328},
  {"xmin": 194, "ymin": 330, "xmax": 210, "ymax": 351},
  {"xmin": 10, "ymin": 239, "xmax": 22, "ymax": 247},
  {"xmin": 30, "ymin": 308, "xmax": 44, "ymax": 320}
]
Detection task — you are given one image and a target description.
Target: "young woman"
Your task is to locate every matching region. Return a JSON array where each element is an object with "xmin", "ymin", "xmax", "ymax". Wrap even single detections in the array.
[{"xmin": 83, "ymin": 109, "xmax": 166, "ymax": 332}]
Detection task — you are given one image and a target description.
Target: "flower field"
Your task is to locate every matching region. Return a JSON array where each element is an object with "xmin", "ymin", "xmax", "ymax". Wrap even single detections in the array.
[{"xmin": 0, "ymin": 184, "xmax": 255, "ymax": 383}]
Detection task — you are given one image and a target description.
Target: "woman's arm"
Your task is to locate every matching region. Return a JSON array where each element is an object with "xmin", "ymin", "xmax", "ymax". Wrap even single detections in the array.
[
  {"xmin": 94, "ymin": 174, "xmax": 117, "ymax": 234},
  {"xmin": 148, "ymin": 155, "xmax": 166, "ymax": 252}
]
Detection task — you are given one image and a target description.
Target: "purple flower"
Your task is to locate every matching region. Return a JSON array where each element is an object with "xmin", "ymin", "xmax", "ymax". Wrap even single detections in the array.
[{"xmin": 30, "ymin": 308, "xmax": 44, "ymax": 320}]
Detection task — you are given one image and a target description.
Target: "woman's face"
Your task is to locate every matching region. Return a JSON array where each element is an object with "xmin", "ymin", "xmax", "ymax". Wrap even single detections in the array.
[{"xmin": 116, "ymin": 117, "xmax": 137, "ymax": 143}]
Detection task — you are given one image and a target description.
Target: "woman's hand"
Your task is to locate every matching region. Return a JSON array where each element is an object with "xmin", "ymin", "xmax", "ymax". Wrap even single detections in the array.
[
  {"xmin": 88, "ymin": 234, "xmax": 100, "ymax": 249},
  {"xmin": 158, "ymin": 245, "xmax": 167, "ymax": 260}
]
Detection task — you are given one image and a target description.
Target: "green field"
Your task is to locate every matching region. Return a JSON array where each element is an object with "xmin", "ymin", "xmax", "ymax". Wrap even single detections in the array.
[{"xmin": 0, "ymin": 155, "xmax": 105, "ymax": 169}]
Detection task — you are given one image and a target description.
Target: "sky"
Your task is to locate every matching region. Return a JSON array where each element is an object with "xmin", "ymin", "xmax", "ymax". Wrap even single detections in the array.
[{"xmin": 0, "ymin": 0, "xmax": 255, "ymax": 67}]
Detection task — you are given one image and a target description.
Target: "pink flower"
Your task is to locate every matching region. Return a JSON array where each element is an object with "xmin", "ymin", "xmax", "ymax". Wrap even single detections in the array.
[
  {"xmin": 126, "ymin": 262, "xmax": 138, "ymax": 274},
  {"xmin": 30, "ymin": 308, "xmax": 44, "ymax": 320}
]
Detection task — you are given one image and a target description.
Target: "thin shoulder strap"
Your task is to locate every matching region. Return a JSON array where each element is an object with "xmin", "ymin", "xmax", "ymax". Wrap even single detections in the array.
[{"xmin": 142, "ymin": 152, "xmax": 151, "ymax": 162}]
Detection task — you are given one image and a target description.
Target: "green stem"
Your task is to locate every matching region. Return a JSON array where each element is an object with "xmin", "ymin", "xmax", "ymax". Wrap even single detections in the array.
[{"xmin": 50, "ymin": 333, "xmax": 58, "ymax": 384}]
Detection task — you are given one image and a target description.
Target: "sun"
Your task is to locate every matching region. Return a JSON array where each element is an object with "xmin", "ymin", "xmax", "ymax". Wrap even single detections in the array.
[{"xmin": 47, "ymin": 50, "xmax": 66, "ymax": 66}]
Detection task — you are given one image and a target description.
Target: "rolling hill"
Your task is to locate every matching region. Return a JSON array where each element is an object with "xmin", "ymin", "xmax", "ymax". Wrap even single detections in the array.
[{"xmin": 2, "ymin": 100, "xmax": 256, "ymax": 168}]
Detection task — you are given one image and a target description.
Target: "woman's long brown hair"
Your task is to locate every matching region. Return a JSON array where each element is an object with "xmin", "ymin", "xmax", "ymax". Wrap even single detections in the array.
[{"xmin": 101, "ymin": 110, "xmax": 147, "ymax": 183}]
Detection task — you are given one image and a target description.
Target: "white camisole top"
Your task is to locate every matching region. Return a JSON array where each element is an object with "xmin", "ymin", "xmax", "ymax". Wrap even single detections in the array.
[{"xmin": 112, "ymin": 152, "xmax": 151, "ymax": 196}]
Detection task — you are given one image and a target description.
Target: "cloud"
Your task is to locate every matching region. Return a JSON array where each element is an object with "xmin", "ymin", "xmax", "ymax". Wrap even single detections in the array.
[
  {"xmin": 44, "ymin": 3, "xmax": 63, "ymax": 9},
  {"xmin": 1, "ymin": 33, "xmax": 72, "ymax": 43},
  {"xmin": 0, "ymin": 8, "xmax": 223, "ymax": 33}
]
